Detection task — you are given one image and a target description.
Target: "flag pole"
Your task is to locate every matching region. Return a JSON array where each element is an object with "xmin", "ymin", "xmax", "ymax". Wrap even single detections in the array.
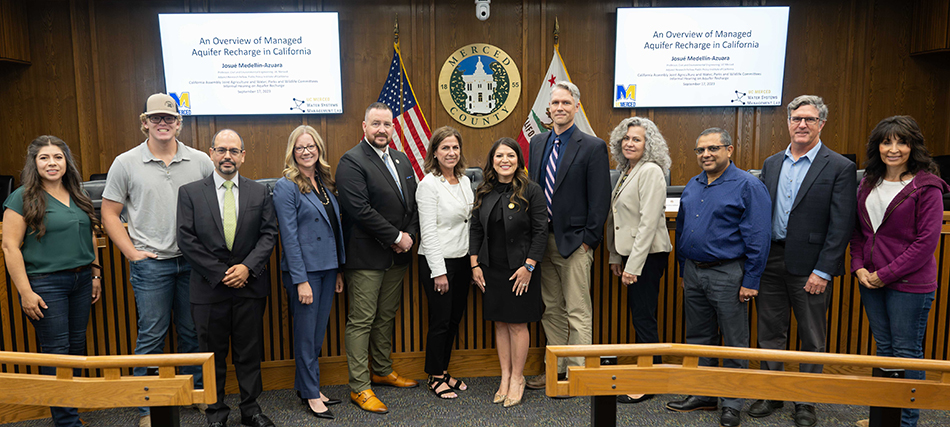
[
  {"xmin": 395, "ymin": 15, "xmax": 404, "ymax": 116},
  {"xmin": 554, "ymin": 16, "xmax": 559, "ymax": 49}
]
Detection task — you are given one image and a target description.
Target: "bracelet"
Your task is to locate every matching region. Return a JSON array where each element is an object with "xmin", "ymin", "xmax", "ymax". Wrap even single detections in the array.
[
  {"xmin": 92, "ymin": 275, "xmax": 102, "ymax": 280},
  {"xmin": 471, "ymin": 265, "xmax": 480, "ymax": 269},
  {"xmin": 523, "ymin": 263, "xmax": 535, "ymax": 272}
]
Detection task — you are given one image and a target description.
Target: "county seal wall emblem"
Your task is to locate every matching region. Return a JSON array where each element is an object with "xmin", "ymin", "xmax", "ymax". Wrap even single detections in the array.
[{"xmin": 438, "ymin": 43, "xmax": 521, "ymax": 129}]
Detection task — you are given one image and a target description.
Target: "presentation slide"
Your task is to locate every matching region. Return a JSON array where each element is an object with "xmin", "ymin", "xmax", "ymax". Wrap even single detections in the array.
[
  {"xmin": 158, "ymin": 13, "xmax": 343, "ymax": 115},
  {"xmin": 614, "ymin": 7, "xmax": 789, "ymax": 108}
]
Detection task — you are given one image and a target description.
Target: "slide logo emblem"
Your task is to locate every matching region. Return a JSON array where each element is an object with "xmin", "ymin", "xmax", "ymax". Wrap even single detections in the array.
[
  {"xmin": 614, "ymin": 84, "xmax": 636, "ymax": 108},
  {"xmin": 170, "ymin": 92, "xmax": 192, "ymax": 116},
  {"xmin": 438, "ymin": 43, "xmax": 521, "ymax": 129}
]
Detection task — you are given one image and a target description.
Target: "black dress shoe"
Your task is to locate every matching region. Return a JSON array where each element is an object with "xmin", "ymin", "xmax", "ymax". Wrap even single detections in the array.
[
  {"xmin": 748, "ymin": 399, "xmax": 784, "ymax": 417},
  {"xmin": 241, "ymin": 413, "xmax": 275, "ymax": 427},
  {"xmin": 666, "ymin": 395, "xmax": 718, "ymax": 412},
  {"xmin": 720, "ymin": 407, "xmax": 741, "ymax": 427},
  {"xmin": 794, "ymin": 404, "xmax": 817, "ymax": 427},
  {"xmin": 617, "ymin": 394, "xmax": 654, "ymax": 404},
  {"xmin": 305, "ymin": 403, "xmax": 335, "ymax": 420}
]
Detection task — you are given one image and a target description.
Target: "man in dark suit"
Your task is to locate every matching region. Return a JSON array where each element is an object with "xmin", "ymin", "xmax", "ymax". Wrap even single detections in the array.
[
  {"xmin": 749, "ymin": 95, "xmax": 857, "ymax": 427},
  {"xmin": 177, "ymin": 129, "xmax": 278, "ymax": 427},
  {"xmin": 336, "ymin": 102, "xmax": 420, "ymax": 414},
  {"xmin": 525, "ymin": 81, "xmax": 610, "ymax": 390}
]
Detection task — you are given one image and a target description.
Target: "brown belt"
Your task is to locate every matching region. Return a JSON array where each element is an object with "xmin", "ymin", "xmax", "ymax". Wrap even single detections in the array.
[{"xmin": 61, "ymin": 265, "xmax": 91, "ymax": 273}]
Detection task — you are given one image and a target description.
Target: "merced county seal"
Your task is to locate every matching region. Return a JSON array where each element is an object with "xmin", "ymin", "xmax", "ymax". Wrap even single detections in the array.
[{"xmin": 438, "ymin": 43, "xmax": 521, "ymax": 129}]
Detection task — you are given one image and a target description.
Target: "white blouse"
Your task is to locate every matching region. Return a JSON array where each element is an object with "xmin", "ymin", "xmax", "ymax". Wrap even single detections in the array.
[
  {"xmin": 867, "ymin": 179, "xmax": 908, "ymax": 232},
  {"xmin": 416, "ymin": 172, "xmax": 475, "ymax": 277}
]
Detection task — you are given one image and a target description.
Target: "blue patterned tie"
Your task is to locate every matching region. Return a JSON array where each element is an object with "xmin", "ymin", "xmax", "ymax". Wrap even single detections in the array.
[
  {"xmin": 544, "ymin": 137, "xmax": 560, "ymax": 221},
  {"xmin": 382, "ymin": 152, "xmax": 403, "ymax": 198}
]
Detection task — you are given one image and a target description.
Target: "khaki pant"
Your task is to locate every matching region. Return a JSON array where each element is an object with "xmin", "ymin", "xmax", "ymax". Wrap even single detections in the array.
[
  {"xmin": 539, "ymin": 232, "xmax": 594, "ymax": 373},
  {"xmin": 344, "ymin": 264, "xmax": 408, "ymax": 392}
]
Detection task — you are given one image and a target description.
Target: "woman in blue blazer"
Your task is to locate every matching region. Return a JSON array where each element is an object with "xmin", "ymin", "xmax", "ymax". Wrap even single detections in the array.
[{"xmin": 273, "ymin": 125, "xmax": 345, "ymax": 420}]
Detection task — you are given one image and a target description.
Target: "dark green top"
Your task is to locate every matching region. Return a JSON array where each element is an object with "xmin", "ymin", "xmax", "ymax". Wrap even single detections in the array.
[{"xmin": 3, "ymin": 186, "xmax": 95, "ymax": 275}]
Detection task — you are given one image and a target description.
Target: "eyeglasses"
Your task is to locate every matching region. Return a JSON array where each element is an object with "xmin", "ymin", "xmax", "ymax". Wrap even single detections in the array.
[
  {"xmin": 294, "ymin": 144, "xmax": 318, "ymax": 154},
  {"xmin": 147, "ymin": 115, "xmax": 179, "ymax": 124},
  {"xmin": 693, "ymin": 145, "xmax": 730, "ymax": 155},
  {"xmin": 212, "ymin": 147, "xmax": 243, "ymax": 156},
  {"xmin": 788, "ymin": 116, "xmax": 822, "ymax": 125}
]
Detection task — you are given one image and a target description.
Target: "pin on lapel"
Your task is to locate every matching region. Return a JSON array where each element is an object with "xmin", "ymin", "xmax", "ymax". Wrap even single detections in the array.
[{"xmin": 395, "ymin": 159, "xmax": 400, "ymax": 164}]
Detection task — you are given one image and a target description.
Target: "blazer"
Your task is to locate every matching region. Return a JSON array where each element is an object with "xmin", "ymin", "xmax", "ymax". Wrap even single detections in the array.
[
  {"xmin": 528, "ymin": 128, "xmax": 611, "ymax": 257},
  {"xmin": 470, "ymin": 181, "xmax": 548, "ymax": 270},
  {"xmin": 335, "ymin": 140, "xmax": 420, "ymax": 270},
  {"xmin": 605, "ymin": 161, "xmax": 673, "ymax": 275},
  {"xmin": 416, "ymin": 172, "xmax": 474, "ymax": 278},
  {"xmin": 273, "ymin": 177, "xmax": 346, "ymax": 286},
  {"xmin": 177, "ymin": 174, "xmax": 279, "ymax": 304},
  {"xmin": 760, "ymin": 144, "xmax": 857, "ymax": 276}
]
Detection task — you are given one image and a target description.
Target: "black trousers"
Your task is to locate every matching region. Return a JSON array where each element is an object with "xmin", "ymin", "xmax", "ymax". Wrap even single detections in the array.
[
  {"xmin": 624, "ymin": 252, "xmax": 668, "ymax": 365},
  {"xmin": 192, "ymin": 296, "xmax": 266, "ymax": 424},
  {"xmin": 419, "ymin": 256, "xmax": 471, "ymax": 375}
]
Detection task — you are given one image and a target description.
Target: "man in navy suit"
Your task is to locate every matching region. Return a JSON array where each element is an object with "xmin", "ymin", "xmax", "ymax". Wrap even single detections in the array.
[
  {"xmin": 525, "ymin": 81, "xmax": 611, "ymax": 391},
  {"xmin": 336, "ymin": 102, "xmax": 420, "ymax": 414},
  {"xmin": 177, "ymin": 129, "xmax": 279, "ymax": 427},
  {"xmin": 749, "ymin": 95, "xmax": 857, "ymax": 427}
]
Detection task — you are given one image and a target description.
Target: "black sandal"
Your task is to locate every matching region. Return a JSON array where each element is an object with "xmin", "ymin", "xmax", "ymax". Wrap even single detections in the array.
[
  {"xmin": 444, "ymin": 373, "xmax": 467, "ymax": 391},
  {"xmin": 427, "ymin": 375, "xmax": 458, "ymax": 399}
]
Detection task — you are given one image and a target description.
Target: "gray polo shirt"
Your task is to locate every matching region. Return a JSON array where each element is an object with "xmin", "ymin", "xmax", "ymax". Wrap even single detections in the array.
[{"xmin": 103, "ymin": 140, "xmax": 214, "ymax": 259}]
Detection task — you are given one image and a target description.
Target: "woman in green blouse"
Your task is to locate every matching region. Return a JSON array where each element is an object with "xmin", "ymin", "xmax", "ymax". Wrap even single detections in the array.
[{"xmin": 2, "ymin": 135, "xmax": 102, "ymax": 427}]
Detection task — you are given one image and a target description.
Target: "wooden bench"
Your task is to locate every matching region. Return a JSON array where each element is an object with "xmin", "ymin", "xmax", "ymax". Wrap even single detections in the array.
[
  {"xmin": 546, "ymin": 343, "xmax": 950, "ymax": 426},
  {"xmin": 0, "ymin": 351, "xmax": 215, "ymax": 426}
]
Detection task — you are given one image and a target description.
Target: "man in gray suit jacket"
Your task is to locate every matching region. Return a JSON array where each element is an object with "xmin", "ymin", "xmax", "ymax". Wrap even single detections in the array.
[
  {"xmin": 177, "ymin": 129, "xmax": 279, "ymax": 427},
  {"xmin": 749, "ymin": 95, "xmax": 857, "ymax": 427}
]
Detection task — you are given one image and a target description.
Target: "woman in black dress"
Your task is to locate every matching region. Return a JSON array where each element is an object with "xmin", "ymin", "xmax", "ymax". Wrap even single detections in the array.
[{"xmin": 470, "ymin": 138, "xmax": 547, "ymax": 408}]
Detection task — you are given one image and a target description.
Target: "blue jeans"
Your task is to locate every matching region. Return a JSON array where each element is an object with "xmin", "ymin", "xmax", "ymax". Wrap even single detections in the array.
[
  {"xmin": 682, "ymin": 259, "xmax": 749, "ymax": 411},
  {"xmin": 283, "ymin": 269, "xmax": 337, "ymax": 399},
  {"xmin": 26, "ymin": 269, "xmax": 92, "ymax": 427},
  {"xmin": 129, "ymin": 257, "xmax": 202, "ymax": 416},
  {"xmin": 859, "ymin": 286, "xmax": 934, "ymax": 427}
]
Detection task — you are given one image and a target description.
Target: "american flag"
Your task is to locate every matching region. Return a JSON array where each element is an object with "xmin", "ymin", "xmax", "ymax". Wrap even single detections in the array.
[{"xmin": 377, "ymin": 44, "xmax": 430, "ymax": 180}]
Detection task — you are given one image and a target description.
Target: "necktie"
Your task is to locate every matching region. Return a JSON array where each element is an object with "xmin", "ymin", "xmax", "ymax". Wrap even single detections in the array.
[
  {"xmin": 544, "ymin": 137, "xmax": 561, "ymax": 221},
  {"xmin": 382, "ymin": 152, "xmax": 403, "ymax": 198},
  {"xmin": 223, "ymin": 180, "xmax": 236, "ymax": 250}
]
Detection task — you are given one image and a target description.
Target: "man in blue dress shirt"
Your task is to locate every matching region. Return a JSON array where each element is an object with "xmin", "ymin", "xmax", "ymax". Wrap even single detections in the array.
[{"xmin": 666, "ymin": 128, "xmax": 771, "ymax": 427}]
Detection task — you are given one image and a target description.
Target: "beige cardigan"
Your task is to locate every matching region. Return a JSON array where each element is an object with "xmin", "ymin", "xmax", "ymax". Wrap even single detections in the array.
[{"xmin": 605, "ymin": 161, "xmax": 673, "ymax": 275}]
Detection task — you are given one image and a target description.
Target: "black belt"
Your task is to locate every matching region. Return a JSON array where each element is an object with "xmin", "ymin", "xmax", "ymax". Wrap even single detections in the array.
[
  {"xmin": 692, "ymin": 259, "xmax": 739, "ymax": 269},
  {"xmin": 61, "ymin": 265, "xmax": 91, "ymax": 273}
]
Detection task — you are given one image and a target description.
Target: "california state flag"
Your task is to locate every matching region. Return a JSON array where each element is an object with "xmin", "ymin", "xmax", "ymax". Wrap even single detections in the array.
[{"xmin": 517, "ymin": 45, "xmax": 597, "ymax": 162}]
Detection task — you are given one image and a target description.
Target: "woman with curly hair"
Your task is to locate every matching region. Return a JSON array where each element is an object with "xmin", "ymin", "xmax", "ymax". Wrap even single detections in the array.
[
  {"xmin": 604, "ymin": 117, "xmax": 673, "ymax": 404},
  {"xmin": 2, "ymin": 136, "xmax": 102, "ymax": 427},
  {"xmin": 470, "ymin": 138, "xmax": 547, "ymax": 407}
]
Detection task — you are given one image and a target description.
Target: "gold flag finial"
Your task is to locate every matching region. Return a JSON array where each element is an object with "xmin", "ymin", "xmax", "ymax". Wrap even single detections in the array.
[
  {"xmin": 554, "ymin": 16, "xmax": 560, "ymax": 46},
  {"xmin": 394, "ymin": 14, "xmax": 400, "ymax": 47}
]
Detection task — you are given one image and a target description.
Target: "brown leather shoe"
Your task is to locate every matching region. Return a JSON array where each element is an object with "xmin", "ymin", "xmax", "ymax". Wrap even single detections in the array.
[
  {"xmin": 350, "ymin": 390, "xmax": 389, "ymax": 414},
  {"xmin": 371, "ymin": 371, "xmax": 419, "ymax": 388}
]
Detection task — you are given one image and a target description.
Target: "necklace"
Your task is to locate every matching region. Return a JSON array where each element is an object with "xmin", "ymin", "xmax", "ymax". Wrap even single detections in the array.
[{"xmin": 312, "ymin": 175, "xmax": 330, "ymax": 206}]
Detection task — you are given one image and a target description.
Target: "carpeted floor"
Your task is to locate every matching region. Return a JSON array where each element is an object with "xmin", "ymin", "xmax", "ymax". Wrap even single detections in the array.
[{"xmin": 5, "ymin": 376, "xmax": 949, "ymax": 426}]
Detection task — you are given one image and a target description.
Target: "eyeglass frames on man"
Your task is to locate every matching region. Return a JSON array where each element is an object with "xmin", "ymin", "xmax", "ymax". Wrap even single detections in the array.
[
  {"xmin": 693, "ymin": 145, "xmax": 730, "ymax": 155},
  {"xmin": 147, "ymin": 115, "xmax": 180, "ymax": 124}
]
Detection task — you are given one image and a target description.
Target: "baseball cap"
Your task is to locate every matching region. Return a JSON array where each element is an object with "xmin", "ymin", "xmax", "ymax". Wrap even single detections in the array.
[{"xmin": 143, "ymin": 93, "xmax": 180, "ymax": 116}]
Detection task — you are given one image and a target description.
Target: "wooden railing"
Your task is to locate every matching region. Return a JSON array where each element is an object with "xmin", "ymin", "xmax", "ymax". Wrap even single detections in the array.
[
  {"xmin": 0, "ymin": 351, "xmax": 215, "ymax": 413},
  {"xmin": 546, "ymin": 343, "xmax": 950, "ymax": 426}
]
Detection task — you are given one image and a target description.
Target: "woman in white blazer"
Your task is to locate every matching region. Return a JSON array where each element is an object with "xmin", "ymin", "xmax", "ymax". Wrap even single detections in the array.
[
  {"xmin": 416, "ymin": 126, "xmax": 475, "ymax": 399},
  {"xmin": 605, "ymin": 117, "xmax": 673, "ymax": 404}
]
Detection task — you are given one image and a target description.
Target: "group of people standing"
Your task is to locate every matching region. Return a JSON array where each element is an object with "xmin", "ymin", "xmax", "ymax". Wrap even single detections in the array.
[{"xmin": 1, "ymin": 83, "xmax": 946, "ymax": 427}]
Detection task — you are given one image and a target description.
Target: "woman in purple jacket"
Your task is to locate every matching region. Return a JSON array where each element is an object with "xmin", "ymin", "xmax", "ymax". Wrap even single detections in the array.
[{"xmin": 850, "ymin": 115, "xmax": 949, "ymax": 427}]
